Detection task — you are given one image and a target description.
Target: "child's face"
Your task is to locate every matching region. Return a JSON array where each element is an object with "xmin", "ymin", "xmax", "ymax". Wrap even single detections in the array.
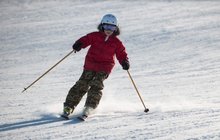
[{"xmin": 104, "ymin": 30, "xmax": 114, "ymax": 36}]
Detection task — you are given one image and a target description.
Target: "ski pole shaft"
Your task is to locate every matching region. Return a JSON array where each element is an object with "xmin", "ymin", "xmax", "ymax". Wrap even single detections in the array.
[
  {"xmin": 127, "ymin": 70, "xmax": 149, "ymax": 112},
  {"xmin": 22, "ymin": 50, "xmax": 75, "ymax": 93}
]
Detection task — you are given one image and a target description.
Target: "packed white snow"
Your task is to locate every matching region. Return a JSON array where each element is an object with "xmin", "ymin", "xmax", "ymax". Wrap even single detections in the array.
[{"xmin": 0, "ymin": 0, "xmax": 220, "ymax": 139}]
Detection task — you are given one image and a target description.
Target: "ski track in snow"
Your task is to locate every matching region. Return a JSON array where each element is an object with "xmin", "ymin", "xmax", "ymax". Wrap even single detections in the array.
[{"xmin": 0, "ymin": 0, "xmax": 220, "ymax": 140}]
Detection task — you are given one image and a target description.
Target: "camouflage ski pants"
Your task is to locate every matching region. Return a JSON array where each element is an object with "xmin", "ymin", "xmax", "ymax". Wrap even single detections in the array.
[{"xmin": 65, "ymin": 70, "xmax": 108, "ymax": 110}]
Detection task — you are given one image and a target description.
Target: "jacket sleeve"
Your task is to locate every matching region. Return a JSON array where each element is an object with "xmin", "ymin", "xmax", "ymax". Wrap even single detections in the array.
[
  {"xmin": 115, "ymin": 40, "xmax": 128, "ymax": 64},
  {"xmin": 76, "ymin": 32, "xmax": 94, "ymax": 49}
]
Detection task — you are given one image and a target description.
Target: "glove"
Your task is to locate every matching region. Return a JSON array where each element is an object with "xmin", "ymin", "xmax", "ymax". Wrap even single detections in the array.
[
  {"xmin": 72, "ymin": 41, "xmax": 82, "ymax": 52},
  {"xmin": 121, "ymin": 59, "xmax": 130, "ymax": 70}
]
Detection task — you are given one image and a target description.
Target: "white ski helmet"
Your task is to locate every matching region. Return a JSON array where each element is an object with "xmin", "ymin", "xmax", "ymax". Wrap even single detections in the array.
[{"xmin": 101, "ymin": 14, "xmax": 118, "ymax": 26}]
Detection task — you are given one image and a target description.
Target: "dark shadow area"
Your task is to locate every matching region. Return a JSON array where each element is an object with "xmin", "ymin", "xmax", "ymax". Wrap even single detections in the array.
[{"xmin": 0, "ymin": 114, "xmax": 81, "ymax": 132}]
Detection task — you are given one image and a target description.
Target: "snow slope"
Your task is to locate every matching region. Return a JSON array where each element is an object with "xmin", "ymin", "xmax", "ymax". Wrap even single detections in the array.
[{"xmin": 1, "ymin": 0, "xmax": 220, "ymax": 139}]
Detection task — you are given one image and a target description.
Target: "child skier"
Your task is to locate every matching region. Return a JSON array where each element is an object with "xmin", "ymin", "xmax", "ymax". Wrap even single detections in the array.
[{"xmin": 62, "ymin": 14, "xmax": 130, "ymax": 119}]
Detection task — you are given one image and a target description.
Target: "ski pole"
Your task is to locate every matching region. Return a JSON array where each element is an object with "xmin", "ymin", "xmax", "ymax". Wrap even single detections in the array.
[
  {"xmin": 22, "ymin": 50, "xmax": 75, "ymax": 93},
  {"xmin": 127, "ymin": 70, "xmax": 149, "ymax": 113}
]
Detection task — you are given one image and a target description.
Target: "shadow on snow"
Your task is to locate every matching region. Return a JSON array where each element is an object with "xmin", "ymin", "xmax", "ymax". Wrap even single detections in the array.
[{"xmin": 0, "ymin": 114, "xmax": 82, "ymax": 132}]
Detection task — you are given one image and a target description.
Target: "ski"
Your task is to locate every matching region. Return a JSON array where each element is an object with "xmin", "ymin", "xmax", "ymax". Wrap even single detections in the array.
[
  {"xmin": 60, "ymin": 114, "xmax": 89, "ymax": 121},
  {"xmin": 60, "ymin": 106, "xmax": 92, "ymax": 121},
  {"xmin": 77, "ymin": 115, "xmax": 88, "ymax": 121},
  {"xmin": 60, "ymin": 114, "xmax": 70, "ymax": 120}
]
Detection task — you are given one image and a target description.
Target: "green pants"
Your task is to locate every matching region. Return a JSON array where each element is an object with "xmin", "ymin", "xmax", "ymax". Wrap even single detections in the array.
[{"xmin": 65, "ymin": 70, "xmax": 108, "ymax": 110}]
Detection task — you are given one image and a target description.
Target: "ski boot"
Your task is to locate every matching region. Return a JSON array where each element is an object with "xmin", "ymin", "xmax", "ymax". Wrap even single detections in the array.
[
  {"xmin": 61, "ymin": 104, "xmax": 74, "ymax": 120},
  {"xmin": 78, "ymin": 106, "xmax": 95, "ymax": 121}
]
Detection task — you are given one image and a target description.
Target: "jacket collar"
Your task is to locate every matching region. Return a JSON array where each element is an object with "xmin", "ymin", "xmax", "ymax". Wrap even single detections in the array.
[{"xmin": 99, "ymin": 31, "xmax": 115, "ymax": 40}]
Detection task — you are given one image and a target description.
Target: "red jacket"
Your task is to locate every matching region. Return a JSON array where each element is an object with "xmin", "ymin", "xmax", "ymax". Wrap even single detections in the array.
[{"xmin": 77, "ymin": 31, "xmax": 128, "ymax": 74}]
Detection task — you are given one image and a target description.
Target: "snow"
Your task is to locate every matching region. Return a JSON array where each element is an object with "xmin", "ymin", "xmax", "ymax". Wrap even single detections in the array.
[{"xmin": 1, "ymin": 0, "xmax": 220, "ymax": 139}]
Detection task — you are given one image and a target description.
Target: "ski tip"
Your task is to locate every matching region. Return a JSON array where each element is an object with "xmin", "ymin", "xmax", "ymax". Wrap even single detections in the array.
[
  {"xmin": 77, "ymin": 117, "xmax": 85, "ymax": 121},
  {"xmin": 77, "ymin": 115, "xmax": 88, "ymax": 121}
]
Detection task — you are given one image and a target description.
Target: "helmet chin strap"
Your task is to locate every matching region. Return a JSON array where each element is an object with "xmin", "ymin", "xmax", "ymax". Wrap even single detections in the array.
[{"xmin": 105, "ymin": 36, "xmax": 109, "ymax": 42}]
